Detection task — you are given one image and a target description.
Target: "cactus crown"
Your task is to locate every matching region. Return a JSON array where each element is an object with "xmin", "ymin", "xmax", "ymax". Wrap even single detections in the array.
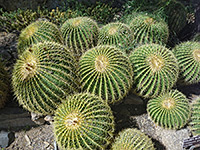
[
  {"xmin": 54, "ymin": 93, "xmax": 114, "ymax": 150},
  {"xmin": 12, "ymin": 42, "xmax": 79, "ymax": 115},
  {"xmin": 79, "ymin": 45, "xmax": 133, "ymax": 104},
  {"xmin": 147, "ymin": 89, "xmax": 190, "ymax": 129},
  {"xmin": 173, "ymin": 41, "xmax": 200, "ymax": 84},
  {"xmin": 112, "ymin": 128, "xmax": 155, "ymax": 150},
  {"xmin": 98, "ymin": 22, "xmax": 133, "ymax": 53},
  {"xmin": 17, "ymin": 20, "xmax": 63, "ymax": 55},
  {"xmin": 129, "ymin": 13, "xmax": 169, "ymax": 46},
  {"xmin": 129, "ymin": 43, "xmax": 178, "ymax": 98},
  {"xmin": 61, "ymin": 17, "xmax": 99, "ymax": 60}
]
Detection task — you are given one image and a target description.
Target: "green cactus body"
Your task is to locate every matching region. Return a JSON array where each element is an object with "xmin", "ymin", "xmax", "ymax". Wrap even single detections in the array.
[
  {"xmin": 147, "ymin": 89, "xmax": 190, "ymax": 129},
  {"xmin": 173, "ymin": 41, "xmax": 200, "ymax": 84},
  {"xmin": 129, "ymin": 13, "xmax": 169, "ymax": 46},
  {"xmin": 112, "ymin": 128, "xmax": 155, "ymax": 150},
  {"xmin": 12, "ymin": 42, "xmax": 79, "ymax": 115},
  {"xmin": 190, "ymin": 97, "xmax": 200, "ymax": 135},
  {"xmin": 129, "ymin": 43, "xmax": 178, "ymax": 98},
  {"xmin": 61, "ymin": 17, "xmax": 99, "ymax": 59},
  {"xmin": 54, "ymin": 93, "xmax": 114, "ymax": 150},
  {"xmin": 79, "ymin": 45, "xmax": 133, "ymax": 104},
  {"xmin": 0, "ymin": 60, "xmax": 9, "ymax": 108},
  {"xmin": 17, "ymin": 20, "xmax": 63, "ymax": 55},
  {"xmin": 98, "ymin": 22, "xmax": 133, "ymax": 53}
]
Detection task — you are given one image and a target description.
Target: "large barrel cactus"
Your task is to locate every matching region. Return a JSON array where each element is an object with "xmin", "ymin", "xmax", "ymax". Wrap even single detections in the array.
[
  {"xmin": 190, "ymin": 97, "xmax": 200, "ymax": 135},
  {"xmin": 98, "ymin": 22, "xmax": 133, "ymax": 53},
  {"xmin": 129, "ymin": 13, "xmax": 169, "ymax": 46},
  {"xmin": 147, "ymin": 90, "xmax": 190, "ymax": 129},
  {"xmin": 112, "ymin": 128, "xmax": 155, "ymax": 150},
  {"xmin": 129, "ymin": 43, "xmax": 178, "ymax": 98},
  {"xmin": 79, "ymin": 45, "xmax": 133, "ymax": 104},
  {"xmin": 54, "ymin": 93, "xmax": 114, "ymax": 150},
  {"xmin": 12, "ymin": 42, "xmax": 79, "ymax": 115},
  {"xmin": 0, "ymin": 60, "xmax": 9, "ymax": 108},
  {"xmin": 173, "ymin": 41, "xmax": 200, "ymax": 84},
  {"xmin": 61, "ymin": 17, "xmax": 99, "ymax": 59},
  {"xmin": 17, "ymin": 20, "xmax": 63, "ymax": 55}
]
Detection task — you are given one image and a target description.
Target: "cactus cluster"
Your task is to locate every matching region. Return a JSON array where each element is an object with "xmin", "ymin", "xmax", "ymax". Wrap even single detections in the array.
[
  {"xmin": 112, "ymin": 128, "xmax": 155, "ymax": 150},
  {"xmin": 147, "ymin": 90, "xmax": 190, "ymax": 129},
  {"xmin": 190, "ymin": 97, "xmax": 200, "ymax": 136},
  {"xmin": 129, "ymin": 43, "xmax": 178, "ymax": 98},
  {"xmin": 12, "ymin": 42, "xmax": 79, "ymax": 115},
  {"xmin": 98, "ymin": 22, "xmax": 133, "ymax": 53},
  {"xmin": 53, "ymin": 93, "xmax": 114, "ymax": 150},
  {"xmin": 0, "ymin": 60, "xmax": 9, "ymax": 108},
  {"xmin": 173, "ymin": 41, "xmax": 200, "ymax": 84},
  {"xmin": 61, "ymin": 17, "xmax": 99, "ymax": 59},
  {"xmin": 79, "ymin": 45, "xmax": 133, "ymax": 104},
  {"xmin": 129, "ymin": 13, "xmax": 169, "ymax": 46},
  {"xmin": 17, "ymin": 20, "xmax": 63, "ymax": 55}
]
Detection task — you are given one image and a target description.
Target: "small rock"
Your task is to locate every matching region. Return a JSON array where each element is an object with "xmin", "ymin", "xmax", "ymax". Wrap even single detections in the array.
[
  {"xmin": 44, "ymin": 115, "xmax": 54, "ymax": 124},
  {"xmin": 0, "ymin": 131, "xmax": 15, "ymax": 148},
  {"xmin": 24, "ymin": 134, "xmax": 31, "ymax": 146},
  {"xmin": 31, "ymin": 112, "xmax": 45, "ymax": 125},
  {"xmin": 44, "ymin": 141, "xmax": 49, "ymax": 148}
]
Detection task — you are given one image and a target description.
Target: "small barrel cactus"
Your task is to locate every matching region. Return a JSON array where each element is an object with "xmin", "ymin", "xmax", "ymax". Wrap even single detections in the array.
[
  {"xmin": 17, "ymin": 20, "xmax": 63, "ymax": 55},
  {"xmin": 112, "ymin": 128, "xmax": 155, "ymax": 150},
  {"xmin": 0, "ymin": 60, "xmax": 9, "ymax": 108},
  {"xmin": 79, "ymin": 45, "xmax": 133, "ymax": 104},
  {"xmin": 54, "ymin": 93, "xmax": 114, "ymax": 150},
  {"xmin": 147, "ymin": 89, "xmax": 190, "ymax": 129},
  {"xmin": 61, "ymin": 17, "xmax": 99, "ymax": 59},
  {"xmin": 12, "ymin": 42, "xmax": 79, "ymax": 115},
  {"xmin": 97, "ymin": 22, "xmax": 133, "ymax": 53},
  {"xmin": 189, "ymin": 97, "xmax": 200, "ymax": 135},
  {"xmin": 129, "ymin": 13, "xmax": 169, "ymax": 46},
  {"xmin": 129, "ymin": 43, "xmax": 178, "ymax": 98},
  {"xmin": 173, "ymin": 41, "xmax": 200, "ymax": 84}
]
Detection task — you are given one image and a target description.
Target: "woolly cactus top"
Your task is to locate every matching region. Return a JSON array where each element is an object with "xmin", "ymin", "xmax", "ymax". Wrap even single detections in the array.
[
  {"xmin": 17, "ymin": 20, "xmax": 63, "ymax": 54},
  {"xmin": 54, "ymin": 93, "xmax": 114, "ymax": 150},
  {"xmin": 79, "ymin": 45, "xmax": 133, "ymax": 104}
]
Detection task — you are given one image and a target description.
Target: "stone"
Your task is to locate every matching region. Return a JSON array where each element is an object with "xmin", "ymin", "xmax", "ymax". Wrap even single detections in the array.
[
  {"xmin": 31, "ymin": 112, "xmax": 45, "ymax": 125},
  {"xmin": 0, "ymin": 131, "xmax": 15, "ymax": 148},
  {"xmin": 131, "ymin": 114, "xmax": 191, "ymax": 150},
  {"xmin": 24, "ymin": 134, "xmax": 31, "ymax": 146}
]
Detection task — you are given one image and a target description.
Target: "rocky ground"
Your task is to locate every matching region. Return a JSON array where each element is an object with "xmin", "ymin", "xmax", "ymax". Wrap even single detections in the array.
[{"xmin": 0, "ymin": 31, "xmax": 200, "ymax": 150}]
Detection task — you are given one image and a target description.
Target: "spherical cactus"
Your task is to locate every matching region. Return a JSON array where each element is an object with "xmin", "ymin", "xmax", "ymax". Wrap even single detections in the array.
[
  {"xmin": 12, "ymin": 42, "xmax": 79, "ymax": 115},
  {"xmin": 0, "ymin": 60, "xmax": 9, "ymax": 108},
  {"xmin": 147, "ymin": 89, "xmax": 190, "ymax": 129},
  {"xmin": 129, "ymin": 43, "xmax": 179, "ymax": 98},
  {"xmin": 129, "ymin": 13, "xmax": 169, "ymax": 46},
  {"xmin": 112, "ymin": 128, "xmax": 155, "ymax": 150},
  {"xmin": 53, "ymin": 93, "xmax": 114, "ymax": 150},
  {"xmin": 17, "ymin": 20, "xmax": 63, "ymax": 55},
  {"xmin": 173, "ymin": 41, "xmax": 200, "ymax": 84},
  {"xmin": 189, "ymin": 97, "xmax": 200, "ymax": 136},
  {"xmin": 61, "ymin": 17, "xmax": 99, "ymax": 59},
  {"xmin": 97, "ymin": 22, "xmax": 133, "ymax": 53},
  {"xmin": 79, "ymin": 45, "xmax": 133, "ymax": 104}
]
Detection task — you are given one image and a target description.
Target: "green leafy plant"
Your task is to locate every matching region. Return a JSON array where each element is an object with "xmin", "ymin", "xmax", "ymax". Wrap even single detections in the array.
[
  {"xmin": 172, "ymin": 41, "xmax": 200, "ymax": 84},
  {"xmin": 112, "ymin": 128, "xmax": 155, "ymax": 150},
  {"xmin": 12, "ymin": 42, "xmax": 79, "ymax": 115},
  {"xmin": 147, "ymin": 89, "xmax": 190, "ymax": 129},
  {"xmin": 79, "ymin": 45, "xmax": 133, "ymax": 104},
  {"xmin": 97, "ymin": 22, "xmax": 133, "ymax": 53},
  {"xmin": 54, "ymin": 93, "xmax": 114, "ymax": 150},
  {"xmin": 128, "ymin": 12, "xmax": 169, "ymax": 46},
  {"xmin": 189, "ymin": 97, "xmax": 200, "ymax": 135},
  {"xmin": 17, "ymin": 20, "xmax": 63, "ymax": 55},
  {"xmin": 61, "ymin": 17, "xmax": 99, "ymax": 59},
  {"xmin": 129, "ymin": 43, "xmax": 178, "ymax": 98},
  {"xmin": 0, "ymin": 60, "xmax": 9, "ymax": 108}
]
